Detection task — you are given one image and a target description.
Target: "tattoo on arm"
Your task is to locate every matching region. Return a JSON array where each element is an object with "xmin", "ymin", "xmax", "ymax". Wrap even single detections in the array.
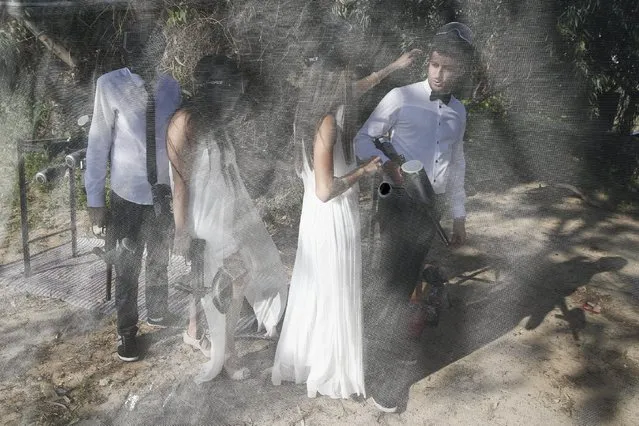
[{"xmin": 327, "ymin": 176, "xmax": 350, "ymax": 200}]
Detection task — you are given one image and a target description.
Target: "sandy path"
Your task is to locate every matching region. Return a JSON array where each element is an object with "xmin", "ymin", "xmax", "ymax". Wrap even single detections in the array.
[{"xmin": 1, "ymin": 183, "xmax": 638, "ymax": 425}]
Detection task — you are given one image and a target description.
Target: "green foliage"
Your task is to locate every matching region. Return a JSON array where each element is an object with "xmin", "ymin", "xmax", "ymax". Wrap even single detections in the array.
[
  {"xmin": 20, "ymin": 152, "xmax": 65, "ymax": 200},
  {"xmin": 23, "ymin": 152, "xmax": 49, "ymax": 188},
  {"xmin": 167, "ymin": 3, "xmax": 198, "ymax": 27},
  {"xmin": 32, "ymin": 100, "xmax": 54, "ymax": 138},
  {"xmin": 330, "ymin": 0, "xmax": 452, "ymax": 37},
  {"xmin": 74, "ymin": 170, "xmax": 88, "ymax": 210},
  {"xmin": 0, "ymin": 18, "xmax": 32, "ymax": 61},
  {"xmin": 556, "ymin": 0, "xmax": 639, "ymax": 133},
  {"xmin": 556, "ymin": 0, "xmax": 639, "ymax": 189},
  {"xmin": 331, "ymin": 0, "xmax": 372, "ymax": 28},
  {"xmin": 8, "ymin": 152, "xmax": 50, "ymax": 231},
  {"xmin": 464, "ymin": 93, "xmax": 506, "ymax": 117}
]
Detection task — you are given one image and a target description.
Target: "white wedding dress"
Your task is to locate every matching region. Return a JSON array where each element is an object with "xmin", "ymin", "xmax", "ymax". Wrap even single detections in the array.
[
  {"xmin": 272, "ymin": 106, "xmax": 365, "ymax": 399},
  {"xmin": 185, "ymin": 131, "xmax": 289, "ymax": 383}
]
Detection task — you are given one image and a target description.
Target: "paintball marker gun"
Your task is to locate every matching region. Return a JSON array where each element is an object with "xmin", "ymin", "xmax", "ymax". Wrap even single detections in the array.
[
  {"xmin": 373, "ymin": 137, "xmax": 450, "ymax": 246},
  {"xmin": 92, "ymin": 237, "xmax": 137, "ymax": 270},
  {"xmin": 174, "ymin": 239, "xmax": 246, "ymax": 314},
  {"xmin": 42, "ymin": 136, "xmax": 86, "ymax": 159},
  {"xmin": 374, "ymin": 136, "xmax": 405, "ymax": 164}
]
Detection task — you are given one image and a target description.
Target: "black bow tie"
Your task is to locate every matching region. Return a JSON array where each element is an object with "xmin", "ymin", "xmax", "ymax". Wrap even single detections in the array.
[{"xmin": 430, "ymin": 92, "xmax": 451, "ymax": 105}]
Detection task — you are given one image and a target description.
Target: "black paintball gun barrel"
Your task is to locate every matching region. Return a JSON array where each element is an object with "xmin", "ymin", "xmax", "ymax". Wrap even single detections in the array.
[
  {"xmin": 373, "ymin": 137, "xmax": 450, "ymax": 246},
  {"xmin": 374, "ymin": 136, "xmax": 405, "ymax": 164},
  {"xmin": 65, "ymin": 148, "xmax": 86, "ymax": 169},
  {"xmin": 44, "ymin": 136, "xmax": 86, "ymax": 159},
  {"xmin": 31, "ymin": 137, "xmax": 88, "ymax": 184}
]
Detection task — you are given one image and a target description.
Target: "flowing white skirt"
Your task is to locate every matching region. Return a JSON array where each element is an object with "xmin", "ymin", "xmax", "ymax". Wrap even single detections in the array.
[{"xmin": 272, "ymin": 171, "xmax": 365, "ymax": 399}]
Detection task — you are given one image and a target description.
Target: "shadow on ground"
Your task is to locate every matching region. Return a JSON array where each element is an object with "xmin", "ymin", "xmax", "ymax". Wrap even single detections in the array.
[{"xmin": 369, "ymin": 184, "xmax": 639, "ymax": 421}]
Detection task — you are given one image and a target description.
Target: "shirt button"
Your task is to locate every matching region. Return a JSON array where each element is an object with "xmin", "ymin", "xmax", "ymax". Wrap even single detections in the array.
[
  {"xmin": 436, "ymin": 141, "xmax": 439, "ymax": 144},
  {"xmin": 435, "ymin": 160, "xmax": 438, "ymax": 163}
]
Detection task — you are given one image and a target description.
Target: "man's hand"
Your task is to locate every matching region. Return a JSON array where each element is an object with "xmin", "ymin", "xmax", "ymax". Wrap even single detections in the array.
[
  {"xmin": 382, "ymin": 161, "xmax": 404, "ymax": 185},
  {"xmin": 451, "ymin": 217, "xmax": 466, "ymax": 246},
  {"xmin": 88, "ymin": 207, "xmax": 107, "ymax": 228},
  {"xmin": 173, "ymin": 229, "xmax": 191, "ymax": 258}
]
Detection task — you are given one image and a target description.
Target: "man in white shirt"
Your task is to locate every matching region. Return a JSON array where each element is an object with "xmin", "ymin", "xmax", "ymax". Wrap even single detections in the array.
[
  {"xmin": 85, "ymin": 34, "xmax": 181, "ymax": 362},
  {"xmin": 355, "ymin": 22, "xmax": 474, "ymax": 412}
]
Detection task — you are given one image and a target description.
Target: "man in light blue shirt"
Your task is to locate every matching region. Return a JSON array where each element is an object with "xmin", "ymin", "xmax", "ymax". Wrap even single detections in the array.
[{"xmin": 85, "ymin": 33, "xmax": 181, "ymax": 362}]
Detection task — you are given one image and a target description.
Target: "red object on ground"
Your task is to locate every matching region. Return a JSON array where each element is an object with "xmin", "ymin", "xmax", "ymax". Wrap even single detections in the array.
[{"xmin": 582, "ymin": 301, "xmax": 601, "ymax": 314}]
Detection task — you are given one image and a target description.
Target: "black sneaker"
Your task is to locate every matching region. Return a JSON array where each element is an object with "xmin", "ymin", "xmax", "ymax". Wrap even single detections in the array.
[
  {"xmin": 146, "ymin": 312, "xmax": 179, "ymax": 328},
  {"xmin": 146, "ymin": 316, "xmax": 168, "ymax": 328},
  {"xmin": 117, "ymin": 335, "xmax": 139, "ymax": 362}
]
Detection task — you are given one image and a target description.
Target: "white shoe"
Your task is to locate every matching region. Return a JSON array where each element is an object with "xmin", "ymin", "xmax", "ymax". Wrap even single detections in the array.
[
  {"xmin": 224, "ymin": 356, "xmax": 250, "ymax": 381},
  {"xmin": 182, "ymin": 331, "xmax": 211, "ymax": 358}
]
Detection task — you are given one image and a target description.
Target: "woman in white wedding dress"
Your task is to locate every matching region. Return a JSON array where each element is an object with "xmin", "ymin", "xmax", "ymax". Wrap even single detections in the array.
[
  {"xmin": 272, "ymin": 49, "xmax": 421, "ymax": 398},
  {"xmin": 168, "ymin": 55, "xmax": 288, "ymax": 383}
]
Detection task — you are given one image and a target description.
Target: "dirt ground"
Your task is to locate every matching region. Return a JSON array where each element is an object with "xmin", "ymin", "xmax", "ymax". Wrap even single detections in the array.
[{"xmin": 1, "ymin": 182, "xmax": 639, "ymax": 425}]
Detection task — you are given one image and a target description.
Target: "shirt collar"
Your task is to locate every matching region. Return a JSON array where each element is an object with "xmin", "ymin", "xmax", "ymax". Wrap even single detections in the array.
[
  {"xmin": 424, "ymin": 79, "xmax": 455, "ymax": 104},
  {"xmin": 424, "ymin": 79, "xmax": 433, "ymax": 95},
  {"xmin": 124, "ymin": 67, "xmax": 146, "ymax": 88}
]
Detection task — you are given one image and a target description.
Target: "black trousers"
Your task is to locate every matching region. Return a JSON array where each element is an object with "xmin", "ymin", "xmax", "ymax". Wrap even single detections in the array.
[
  {"xmin": 110, "ymin": 191, "xmax": 170, "ymax": 337},
  {"xmin": 366, "ymin": 190, "xmax": 445, "ymax": 403}
]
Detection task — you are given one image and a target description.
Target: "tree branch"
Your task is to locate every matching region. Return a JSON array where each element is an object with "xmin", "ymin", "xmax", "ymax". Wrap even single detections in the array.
[{"xmin": 20, "ymin": 17, "xmax": 78, "ymax": 68}]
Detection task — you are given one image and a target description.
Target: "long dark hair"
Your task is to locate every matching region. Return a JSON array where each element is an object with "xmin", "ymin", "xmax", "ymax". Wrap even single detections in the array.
[
  {"xmin": 295, "ymin": 61, "xmax": 356, "ymax": 172},
  {"xmin": 168, "ymin": 55, "xmax": 246, "ymax": 180},
  {"xmin": 182, "ymin": 55, "xmax": 246, "ymax": 142}
]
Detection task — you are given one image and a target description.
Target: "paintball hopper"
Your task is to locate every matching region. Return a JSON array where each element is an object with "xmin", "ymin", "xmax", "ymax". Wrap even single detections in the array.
[
  {"xmin": 35, "ymin": 165, "xmax": 67, "ymax": 184},
  {"xmin": 401, "ymin": 160, "xmax": 436, "ymax": 207},
  {"xmin": 376, "ymin": 160, "xmax": 435, "ymax": 207}
]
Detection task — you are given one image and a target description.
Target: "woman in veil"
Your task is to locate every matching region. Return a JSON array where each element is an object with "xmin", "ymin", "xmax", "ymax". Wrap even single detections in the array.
[{"xmin": 168, "ymin": 55, "xmax": 288, "ymax": 382}]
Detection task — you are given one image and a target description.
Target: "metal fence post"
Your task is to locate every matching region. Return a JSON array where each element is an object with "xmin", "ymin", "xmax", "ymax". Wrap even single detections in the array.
[{"xmin": 17, "ymin": 142, "xmax": 31, "ymax": 277}]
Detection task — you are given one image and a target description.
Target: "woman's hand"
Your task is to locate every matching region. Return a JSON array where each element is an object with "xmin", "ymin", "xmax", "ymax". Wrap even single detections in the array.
[
  {"xmin": 354, "ymin": 49, "xmax": 423, "ymax": 100},
  {"xmin": 362, "ymin": 156, "xmax": 382, "ymax": 176},
  {"xmin": 392, "ymin": 49, "xmax": 422, "ymax": 71}
]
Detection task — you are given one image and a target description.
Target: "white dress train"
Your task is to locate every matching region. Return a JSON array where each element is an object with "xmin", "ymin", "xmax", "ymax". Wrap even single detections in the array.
[{"xmin": 184, "ymin": 132, "xmax": 288, "ymax": 383}]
